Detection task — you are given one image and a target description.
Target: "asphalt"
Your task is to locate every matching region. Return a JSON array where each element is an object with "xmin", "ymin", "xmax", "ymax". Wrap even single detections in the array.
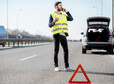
[{"xmin": 0, "ymin": 42, "xmax": 114, "ymax": 84}]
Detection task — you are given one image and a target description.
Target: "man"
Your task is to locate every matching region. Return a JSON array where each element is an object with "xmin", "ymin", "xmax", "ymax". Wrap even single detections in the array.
[{"xmin": 48, "ymin": 1, "xmax": 74, "ymax": 71}]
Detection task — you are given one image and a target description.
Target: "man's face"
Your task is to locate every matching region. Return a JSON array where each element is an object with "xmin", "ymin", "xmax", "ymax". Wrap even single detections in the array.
[{"xmin": 56, "ymin": 3, "xmax": 63, "ymax": 11}]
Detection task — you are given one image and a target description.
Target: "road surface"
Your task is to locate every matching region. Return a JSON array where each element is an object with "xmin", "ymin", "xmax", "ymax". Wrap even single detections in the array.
[{"xmin": 0, "ymin": 42, "xmax": 114, "ymax": 84}]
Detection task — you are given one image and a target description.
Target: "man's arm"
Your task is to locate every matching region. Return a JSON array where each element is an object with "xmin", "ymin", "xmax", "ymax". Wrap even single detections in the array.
[
  {"xmin": 48, "ymin": 14, "xmax": 55, "ymax": 28},
  {"xmin": 66, "ymin": 11, "xmax": 73, "ymax": 21}
]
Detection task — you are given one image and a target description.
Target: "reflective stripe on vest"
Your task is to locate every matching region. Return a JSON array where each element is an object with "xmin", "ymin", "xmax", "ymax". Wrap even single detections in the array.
[
  {"xmin": 54, "ymin": 23, "xmax": 68, "ymax": 26},
  {"xmin": 51, "ymin": 13, "xmax": 68, "ymax": 35},
  {"xmin": 52, "ymin": 28, "xmax": 68, "ymax": 32}
]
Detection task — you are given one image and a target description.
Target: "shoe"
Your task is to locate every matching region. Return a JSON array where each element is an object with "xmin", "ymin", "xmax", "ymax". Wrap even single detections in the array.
[
  {"xmin": 54, "ymin": 67, "xmax": 60, "ymax": 71},
  {"xmin": 64, "ymin": 67, "xmax": 74, "ymax": 71}
]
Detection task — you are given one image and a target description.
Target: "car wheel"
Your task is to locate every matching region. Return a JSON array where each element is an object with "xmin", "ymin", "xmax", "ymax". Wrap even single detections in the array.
[
  {"xmin": 82, "ymin": 47, "xmax": 86, "ymax": 54},
  {"xmin": 107, "ymin": 47, "xmax": 113, "ymax": 54},
  {"xmin": 109, "ymin": 47, "xmax": 113, "ymax": 54}
]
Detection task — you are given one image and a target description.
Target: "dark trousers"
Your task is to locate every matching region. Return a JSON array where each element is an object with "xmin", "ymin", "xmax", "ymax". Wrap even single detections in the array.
[{"xmin": 54, "ymin": 35, "xmax": 69, "ymax": 68}]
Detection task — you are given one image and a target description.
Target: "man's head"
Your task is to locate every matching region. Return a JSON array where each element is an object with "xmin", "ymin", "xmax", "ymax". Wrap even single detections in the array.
[{"xmin": 54, "ymin": 1, "xmax": 63, "ymax": 11}]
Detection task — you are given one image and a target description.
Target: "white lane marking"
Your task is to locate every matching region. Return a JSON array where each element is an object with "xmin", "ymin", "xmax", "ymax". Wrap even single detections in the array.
[
  {"xmin": 19, "ymin": 55, "xmax": 37, "ymax": 61},
  {"xmin": 109, "ymin": 55, "xmax": 114, "ymax": 59}
]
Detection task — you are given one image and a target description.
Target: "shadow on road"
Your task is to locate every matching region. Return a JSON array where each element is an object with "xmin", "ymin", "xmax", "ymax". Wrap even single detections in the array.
[
  {"xmin": 58, "ymin": 70, "xmax": 75, "ymax": 72},
  {"xmin": 92, "ymin": 52, "xmax": 114, "ymax": 55},
  {"xmin": 78, "ymin": 71, "xmax": 114, "ymax": 76},
  {"xmin": 58, "ymin": 70, "xmax": 114, "ymax": 76},
  {"xmin": 87, "ymin": 51, "xmax": 114, "ymax": 55}
]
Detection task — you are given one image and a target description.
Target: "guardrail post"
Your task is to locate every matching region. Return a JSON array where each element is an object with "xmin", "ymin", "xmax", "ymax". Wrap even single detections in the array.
[
  {"xmin": 13, "ymin": 41, "xmax": 15, "ymax": 47},
  {"xmin": 18, "ymin": 39, "xmax": 19, "ymax": 47},
  {"xmin": 21, "ymin": 41, "xmax": 23, "ymax": 46},
  {"xmin": 28, "ymin": 41, "xmax": 29, "ymax": 45},
  {"xmin": 25, "ymin": 41, "xmax": 26, "ymax": 45},
  {"xmin": 8, "ymin": 42, "xmax": 10, "ymax": 47}
]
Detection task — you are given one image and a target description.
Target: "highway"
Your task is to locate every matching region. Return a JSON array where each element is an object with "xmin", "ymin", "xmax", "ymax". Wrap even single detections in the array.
[{"xmin": 0, "ymin": 42, "xmax": 114, "ymax": 84}]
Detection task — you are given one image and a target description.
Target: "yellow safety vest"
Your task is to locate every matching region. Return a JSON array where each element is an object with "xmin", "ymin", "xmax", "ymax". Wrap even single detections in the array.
[{"xmin": 51, "ymin": 12, "xmax": 68, "ymax": 35}]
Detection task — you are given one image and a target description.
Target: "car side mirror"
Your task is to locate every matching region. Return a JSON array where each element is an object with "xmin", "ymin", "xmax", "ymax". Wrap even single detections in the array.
[{"xmin": 81, "ymin": 32, "xmax": 84, "ymax": 35}]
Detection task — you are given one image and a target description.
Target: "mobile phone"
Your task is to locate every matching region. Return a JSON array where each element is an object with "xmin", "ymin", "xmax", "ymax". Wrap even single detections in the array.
[{"xmin": 62, "ymin": 8, "xmax": 63, "ymax": 11}]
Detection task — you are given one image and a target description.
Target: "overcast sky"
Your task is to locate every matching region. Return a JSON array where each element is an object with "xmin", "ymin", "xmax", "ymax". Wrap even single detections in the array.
[{"xmin": 0, "ymin": 0, "xmax": 112, "ymax": 40}]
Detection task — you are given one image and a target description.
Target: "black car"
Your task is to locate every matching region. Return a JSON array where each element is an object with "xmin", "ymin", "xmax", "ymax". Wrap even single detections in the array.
[{"xmin": 81, "ymin": 17, "xmax": 113, "ymax": 54}]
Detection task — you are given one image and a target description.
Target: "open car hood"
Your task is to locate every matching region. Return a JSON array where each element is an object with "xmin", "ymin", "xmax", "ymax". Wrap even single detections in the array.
[{"xmin": 87, "ymin": 17, "xmax": 110, "ymax": 28}]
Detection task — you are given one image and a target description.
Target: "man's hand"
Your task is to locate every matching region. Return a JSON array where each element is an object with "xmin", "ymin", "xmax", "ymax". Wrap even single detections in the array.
[
  {"xmin": 53, "ymin": 17, "xmax": 59, "ymax": 23},
  {"xmin": 62, "ymin": 8, "xmax": 68, "ymax": 13}
]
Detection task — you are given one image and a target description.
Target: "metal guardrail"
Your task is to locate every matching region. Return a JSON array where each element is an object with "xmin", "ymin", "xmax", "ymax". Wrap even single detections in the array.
[
  {"xmin": 0, "ymin": 38, "xmax": 53, "ymax": 47},
  {"xmin": 0, "ymin": 38, "xmax": 114, "ymax": 47}
]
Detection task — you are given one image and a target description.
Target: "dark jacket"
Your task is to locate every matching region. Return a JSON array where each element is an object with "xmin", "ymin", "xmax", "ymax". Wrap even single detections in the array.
[{"xmin": 48, "ymin": 11, "xmax": 73, "ymax": 38}]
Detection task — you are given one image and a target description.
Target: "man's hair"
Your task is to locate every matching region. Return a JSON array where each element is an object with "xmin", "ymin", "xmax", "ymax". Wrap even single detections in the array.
[{"xmin": 54, "ymin": 1, "xmax": 62, "ymax": 8}]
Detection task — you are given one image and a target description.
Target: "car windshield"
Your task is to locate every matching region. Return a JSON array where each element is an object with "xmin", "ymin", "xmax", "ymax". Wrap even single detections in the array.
[{"xmin": 89, "ymin": 22, "xmax": 108, "ymax": 25}]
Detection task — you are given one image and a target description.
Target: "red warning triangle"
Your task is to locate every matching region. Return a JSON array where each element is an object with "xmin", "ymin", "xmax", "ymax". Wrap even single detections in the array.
[{"xmin": 68, "ymin": 64, "xmax": 91, "ymax": 84}]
